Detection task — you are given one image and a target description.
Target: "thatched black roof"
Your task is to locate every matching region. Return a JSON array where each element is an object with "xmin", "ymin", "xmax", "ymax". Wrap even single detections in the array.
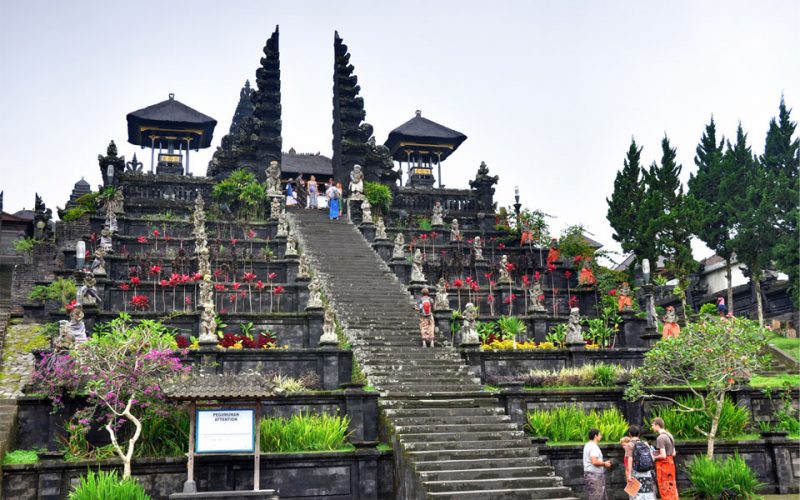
[
  {"xmin": 281, "ymin": 150, "xmax": 332, "ymax": 177},
  {"xmin": 163, "ymin": 372, "xmax": 283, "ymax": 401},
  {"xmin": 384, "ymin": 110, "xmax": 467, "ymax": 161},
  {"xmin": 127, "ymin": 94, "xmax": 217, "ymax": 149}
]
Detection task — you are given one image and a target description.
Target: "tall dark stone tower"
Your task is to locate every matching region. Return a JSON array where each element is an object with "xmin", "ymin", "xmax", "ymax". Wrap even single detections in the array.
[
  {"xmin": 207, "ymin": 27, "xmax": 282, "ymax": 181},
  {"xmin": 331, "ymin": 31, "xmax": 370, "ymax": 184}
]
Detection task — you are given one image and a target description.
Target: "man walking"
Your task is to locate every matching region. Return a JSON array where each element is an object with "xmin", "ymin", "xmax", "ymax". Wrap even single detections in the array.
[
  {"xmin": 651, "ymin": 417, "xmax": 679, "ymax": 499},
  {"xmin": 583, "ymin": 428, "xmax": 612, "ymax": 499}
]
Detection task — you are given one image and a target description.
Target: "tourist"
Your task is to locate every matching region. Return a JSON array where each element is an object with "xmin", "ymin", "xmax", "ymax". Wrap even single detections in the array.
[
  {"xmin": 716, "ymin": 296, "xmax": 728, "ymax": 317},
  {"xmin": 286, "ymin": 179, "xmax": 296, "ymax": 206},
  {"xmin": 619, "ymin": 436, "xmax": 633, "ymax": 498},
  {"xmin": 335, "ymin": 182, "xmax": 344, "ymax": 218},
  {"xmin": 583, "ymin": 428, "xmax": 612, "ymax": 500},
  {"xmin": 294, "ymin": 174, "xmax": 307, "ymax": 208},
  {"xmin": 326, "ymin": 180, "xmax": 341, "ymax": 220},
  {"xmin": 651, "ymin": 418, "xmax": 679, "ymax": 500},
  {"xmin": 625, "ymin": 425, "xmax": 656, "ymax": 500},
  {"xmin": 416, "ymin": 288, "xmax": 435, "ymax": 347},
  {"xmin": 308, "ymin": 175, "xmax": 318, "ymax": 209}
]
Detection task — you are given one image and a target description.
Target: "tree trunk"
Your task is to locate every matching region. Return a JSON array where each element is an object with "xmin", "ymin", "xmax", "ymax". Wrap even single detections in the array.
[
  {"xmin": 726, "ymin": 260, "xmax": 734, "ymax": 315},
  {"xmin": 706, "ymin": 393, "xmax": 726, "ymax": 459},
  {"xmin": 754, "ymin": 276, "xmax": 764, "ymax": 327}
]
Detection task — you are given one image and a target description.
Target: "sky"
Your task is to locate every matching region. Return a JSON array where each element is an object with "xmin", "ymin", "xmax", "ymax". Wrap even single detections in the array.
[{"xmin": 1, "ymin": 1, "xmax": 798, "ymax": 262}]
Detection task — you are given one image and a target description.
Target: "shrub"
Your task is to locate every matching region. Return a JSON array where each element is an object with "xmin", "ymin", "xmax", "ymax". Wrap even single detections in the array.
[
  {"xmin": 13, "ymin": 237, "xmax": 35, "ymax": 256},
  {"xmin": 61, "ymin": 207, "xmax": 91, "ymax": 221},
  {"xmin": 260, "ymin": 412, "xmax": 351, "ymax": 453},
  {"xmin": 649, "ymin": 396, "xmax": 750, "ymax": 440},
  {"xmin": 28, "ymin": 278, "xmax": 77, "ymax": 306},
  {"xmin": 526, "ymin": 405, "xmax": 628, "ymax": 442},
  {"xmin": 497, "ymin": 316, "xmax": 527, "ymax": 340},
  {"xmin": 546, "ymin": 324, "xmax": 567, "ymax": 348},
  {"xmin": 699, "ymin": 303, "xmax": 718, "ymax": 316},
  {"xmin": 3, "ymin": 449, "xmax": 40, "ymax": 465},
  {"xmin": 134, "ymin": 411, "xmax": 189, "ymax": 458},
  {"xmin": 685, "ymin": 454, "xmax": 763, "ymax": 499},
  {"xmin": 68, "ymin": 470, "xmax": 150, "ymax": 500},
  {"xmin": 364, "ymin": 181, "xmax": 392, "ymax": 216},
  {"xmin": 591, "ymin": 363, "xmax": 617, "ymax": 387}
]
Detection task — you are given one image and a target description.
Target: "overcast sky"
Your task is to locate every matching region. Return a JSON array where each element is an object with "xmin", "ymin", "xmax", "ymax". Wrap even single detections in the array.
[{"xmin": 1, "ymin": 1, "xmax": 797, "ymax": 262}]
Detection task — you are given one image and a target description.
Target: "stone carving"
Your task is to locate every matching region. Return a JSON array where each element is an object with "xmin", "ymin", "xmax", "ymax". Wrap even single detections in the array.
[
  {"xmin": 77, "ymin": 273, "xmax": 101, "ymax": 306},
  {"xmin": 103, "ymin": 189, "xmax": 125, "ymax": 217},
  {"xmin": 360, "ymin": 199, "xmax": 372, "ymax": 223},
  {"xmin": 473, "ymin": 236, "xmax": 484, "ymax": 261},
  {"xmin": 100, "ymin": 227, "xmax": 113, "ymax": 253},
  {"xmin": 270, "ymin": 195, "xmax": 283, "ymax": 221},
  {"xmin": 450, "ymin": 218, "xmax": 461, "ymax": 242},
  {"xmin": 411, "ymin": 249, "xmax": 426, "ymax": 283},
  {"xmin": 307, "ymin": 277, "xmax": 323, "ymax": 309},
  {"xmin": 617, "ymin": 282, "xmax": 634, "ymax": 312},
  {"xmin": 320, "ymin": 307, "xmax": 338, "ymax": 344},
  {"xmin": 349, "ymin": 165, "xmax": 365, "ymax": 199},
  {"xmin": 33, "ymin": 194, "xmax": 53, "ymax": 240},
  {"xmin": 266, "ymin": 160, "xmax": 282, "ymax": 196},
  {"xmin": 431, "ymin": 201, "xmax": 444, "ymax": 226},
  {"xmin": 565, "ymin": 307, "xmax": 584, "ymax": 345},
  {"xmin": 392, "ymin": 233, "xmax": 405, "ymax": 259},
  {"xmin": 125, "ymin": 152, "xmax": 143, "ymax": 173},
  {"xmin": 498, "ymin": 255, "xmax": 512, "ymax": 284},
  {"xmin": 364, "ymin": 137, "xmax": 399, "ymax": 185},
  {"xmin": 469, "ymin": 161, "xmax": 499, "ymax": 211},
  {"xmin": 193, "ymin": 194, "xmax": 217, "ymax": 344},
  {"xmin": 375, "ymin": 217, "xmax": 387, "ymax": 239},
  {"xmin": 106, "ymin": 211, "xmax": 118, "ymax": 233},
  {"xmin": 90, "ymin": 247, "xmax": 107, "ymax": 276},
  {"xmin": 98, "ymin": 140, "xmax": 125, "ymax": 185},
  {"xmin": 69, "ymin": 305, "xmax": 87, "ymax": 344},
  {"xmin": 434, "ymin": 278, "xmax": 450, "ymax": 311},
  {"xmin": 460, "ymin": 303, "xmax": 480, "ymax": 345},
  {"xmin": 276, "ymin": 212, "xmax": 288, "ymax": 237},
  {"xmin": 528, "ymin": 280, "xmax": 546, "ymax": 312},
  {"xmin": 298, "ymin": 253, "xmax": 311, "ymax": 279},
  {"xmin": 55, "ymin": 320, "xmax": 74, "ymax": 351},
  {"xmin": 662, "ymin": 306, "xmax": 681, "ymax": 338},
  {"xmin": 284, "ymin": 229, "xmax": 299, "ymax": 257}
]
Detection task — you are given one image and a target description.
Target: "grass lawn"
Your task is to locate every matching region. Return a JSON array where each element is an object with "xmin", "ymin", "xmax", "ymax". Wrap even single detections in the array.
[
  {"xmin": 768, "ymin": 333, "xmax": 800, "ymax": 362},
  {"xmin": 748, "ymin": 374, "xmax": 800, "ymax": 388}
]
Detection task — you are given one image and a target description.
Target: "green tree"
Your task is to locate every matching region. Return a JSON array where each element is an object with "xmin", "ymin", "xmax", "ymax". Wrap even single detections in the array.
[
  {"xmin": 607, "ymin": 138, "xmax": 650, "ymax": 269},
  {"xmin": 625, "ymin": 316, "xmax": 770, "ymax": 458},
  {"xmin": 727, "ymin": 125, "xmax": 773, "ymax": 325},
  {"xmin": 688, "ymin": 117, "xmax": 738, "ymax": 312},
  {"xmin": 761, "ymin": 97, "xmax": 799, "ymax": 307}
]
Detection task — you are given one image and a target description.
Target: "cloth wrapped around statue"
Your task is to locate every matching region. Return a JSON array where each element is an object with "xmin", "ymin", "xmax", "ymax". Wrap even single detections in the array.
[
  {"xmin": 417, "ymin": 295, "xmax": 435, "ymax": 344},
  {"xmin": 661, "ymin": 306, "xmax": 680, "ymax": 338}
]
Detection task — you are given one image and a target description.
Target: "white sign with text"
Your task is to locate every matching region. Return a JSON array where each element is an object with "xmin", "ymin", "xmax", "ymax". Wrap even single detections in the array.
[{"xmin": 196, "ymin": 409, "xmax": 255, "ymax": 453}]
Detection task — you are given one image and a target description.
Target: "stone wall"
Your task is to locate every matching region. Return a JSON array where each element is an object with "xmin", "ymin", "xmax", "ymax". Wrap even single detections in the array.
[
  {"xmin": 10, "ymin": 242, "xmax": 55, "ymax": 315},
  {"xmin": 3, "ymin": 450, "xmax": 394, "ymax": 499},
  {"xmin": 541, "ymin": 437, "xmax": 799, "ymax": 498}
]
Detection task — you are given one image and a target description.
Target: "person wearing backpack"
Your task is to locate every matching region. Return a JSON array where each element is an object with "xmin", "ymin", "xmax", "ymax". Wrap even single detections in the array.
[
  {"xmin": 651, "ymin": 418, "xmax": 679, "ymax": 500},
  {"xmin": 416, "ymin": 288, "xmax": 435, "ymax": 347},
  {"xmin": 625, "ymin": 425, "xmax": 656, "ymax": 500}
]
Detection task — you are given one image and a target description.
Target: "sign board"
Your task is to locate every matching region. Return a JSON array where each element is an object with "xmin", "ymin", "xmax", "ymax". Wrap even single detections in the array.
[{"xmin": 195, "ymin": 409, "xmax": 255, "ymax": 453}]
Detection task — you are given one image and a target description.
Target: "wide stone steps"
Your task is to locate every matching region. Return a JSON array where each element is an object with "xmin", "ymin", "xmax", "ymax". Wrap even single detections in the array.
[{"xmin": 289, "ymin": 208, "xmax": 575, "ymax": 499}]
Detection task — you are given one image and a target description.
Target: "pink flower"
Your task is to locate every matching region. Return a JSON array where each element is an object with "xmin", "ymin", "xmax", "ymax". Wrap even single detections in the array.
[
  {"xmin": 149, "ymin": 265, "xmax": 161, "ymax": 275},
  {"xmin": 498, "ymin": 243, "xmax": 506, "ymax": 250},
  {"xmin": 130, "ymin": 276, "xmax": 141, "ymax": 286},
  {"xmin": 522, "ymin": 275, "xmax": 531, "ymax": 287},
  {"xmin": 119, "ymin": 283, "xmax": 130, "ymax": 291},
  {"xmin": 137, "ymin": 236, "xmax": 147, "ymax": 244},
  {"xmin": 159, "ymin": 279, "xmax": 168, "ymax": 287},
  {"xmin": 255, "ymin": 280, "xmax": 265, "ymax": 290},
  {"xmin": 214, "ymin": 284, "xmax": 226, "ymax": 292},
  {"xmin": 152, "ymin": 229, "xmax": 160, "ymax": 237},
  {"xmin": 247, "ymin": 229, "xmax": 257, "ymax": 239},
  {"xmin": 273, "ymin": 286, "xmax": 284, "ymax": 295},
  {"xmin": 453, "ymin": 279, "xmax": 463, "ymax": 288},
  {"xmin": 193, "ymin": 272, "xmax": 203, "ymax": 281},
  {"xmin": 232, "ymin": 282, "xmax": 241, "ymax": 290},
  {"xmin": 484, "ymin": 272, "xmax": 493, "ymax": 280},
  {"xmin": 268, "ymin": 272, "xmax": 278, "ymax": 280},
  {"xmin": 568, "ymin": 296, "xmax": 579, "ymax": 308},
  {"xmin": 420, "ymin": 234, "xmax": 428, "ymax": 240},
  {"xmin": 506, "ymin": 263, "xmax": 515, "ymax": 272},
  {"xmin": 184, "ymin": 296, "xmax": 192, "ymax": 305},
  {"xmin": 242, "ymin": 272, "xmax": 257, "ymax": 282},
  {"xmin": 231, "ymin": 238, "xmax": 238, "ymax": 246}
]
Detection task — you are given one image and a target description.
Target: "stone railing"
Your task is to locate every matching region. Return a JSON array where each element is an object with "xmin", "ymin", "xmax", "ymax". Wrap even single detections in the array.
[
  {"xmin": 392, "ymin": 187, "xmax": 482, "ymax": 218},
  {"xmin": 119, "ymin": 173, "xmax": 215, "ymax": 205}
]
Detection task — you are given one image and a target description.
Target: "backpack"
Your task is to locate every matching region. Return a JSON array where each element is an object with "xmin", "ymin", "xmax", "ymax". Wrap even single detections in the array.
[
  {"xmin": 420, "ymin": 298, "xmax": 432, "ymax": 317},
  {"xmin": 632, "ymin": 440, "xmax": 655, "ymax": 472}
]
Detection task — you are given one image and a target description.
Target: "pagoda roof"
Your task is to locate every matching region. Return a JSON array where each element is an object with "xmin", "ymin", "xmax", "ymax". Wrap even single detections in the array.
[
  {"xmin": 126, "ymin": 94, "xmax": 217, "ymax": 149},
  {"xmin": 384, "ymin": 111, "xmax": 467, "ymax": 161},
  {"xmin": 281, "ymin": 150, "xmax": 332, "ymax": 177}
]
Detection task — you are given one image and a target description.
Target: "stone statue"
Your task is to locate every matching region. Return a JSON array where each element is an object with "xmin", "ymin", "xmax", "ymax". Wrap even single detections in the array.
[
  {"xmin": 375, "ymin": 217, "xmax": 387, "ymax": 239},
  {"xmin": 270, "ymin": 196, "xmax": 283, "ymax": 221},
  {"xmin": 100, "ymin": 227, "xmax": 113, "ymax": 253},
  {"xmin": 434, "ymin": 277, "xmax": 450, "ymax": 311},
  {"xmin": 662, "ymin": 306, "xmax": 680, "ymax": 338},
  {"xmin": 284, "ymin": 229, "xmax": 299, "ymax": 257},
  {"xmin": 103, "ymin": 189, "xmax": 124, "ymax": 216},
  {"xmin": 90, "ymin": 247, "xmax": 107, "ymax": 276},
  {"xmin": 69, "ymin": 305, "xmax": 88, "ymax": 344},
  {"xmin": 298, "ymin": 253, "xmax": 311, "ymax": 279},
  {"xmin": 431, "ymin": 201, "xmax": 444, "ymax": 226},
  {"xmin": 276, "ymin": 212, "xmax": 288, "ymax": 237},
  {"xmin": 450, "ymin": 218, "xmax": 461, "ymax": 242},
  {"xmin": 106, "ymin": 211, "xmax": 118, "ymax": 233},
  {"xmin": 320, "ymin": 307, "xmax": 338, "ymax": 344},
  {"xmin": 461, "ymin": 303, "xmax": 479, "ymax": 345},
  {"xmin": 528, "ymin": 280, "xmax": 546, "ymax": 312},
  {"xmin": 392, "ymin": 232, "xmax": 405, "ymax": 259},
  {"xmin": 411, "ymin": 248, "xmax": 425, "ymax": 283},
  {"xmin": 498, "ymin": 255, "xmax": 512, "ymax": 284},
  {"xmin": 617, "ymin": 282, "xmax": 634, "ymax": 312},
  {"xmin": 307, "ymin": 276, "xmax": 323, "ymax": 309},
  {"xmin": 473, "ymin": 236, "xmax": 484, "ymax": 261},
  {"xmin": 565, "ymin": 307, "xmax": 584, "ymax": 345},
  {"xmin": 360, "ymin": 199, "xmax": 372, "ymax": 223},
  {"xmin": 33, "ymin": 194, "xmax": 53, "ymax": 240},
  {"xmin": 199, "ymin": 307, "xmax": 217, "ymax": 343},
  {"xmin": 349, "ymin": 164, "xmax": 364, "ymax": 199},
  {"xmin": 266, "ymin": 160, "xmax": 282, "ymax": 196},
  {"xmin": 54, "ymin": 320, "xmax": 74, "ymax": 351},
  {"xmin": 77, "ymin": 273, "xmax": 101, "ymax": 306}
]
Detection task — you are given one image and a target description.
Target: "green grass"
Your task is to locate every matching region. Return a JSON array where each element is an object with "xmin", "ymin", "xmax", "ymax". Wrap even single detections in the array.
[
  {"xmin": 3, "ymin": 449, "xmax": 41, "ymax": 465},
  {"xmin": 526, "ymin": 406, "xmax": 628, "ymax": 442},
  {"xmin": 68, "ymin": 469, "xmax": 150, "ymax": 500},
  {"xmin": 260, "ymin": 412, "xmax": 351, "ymax": 453},
  {"xmin": 749, "ymin": 374, "xmax": 800, "ymax": 388},
  {"xmin": 768, "ymin": 333, "xmax": 800, "ymax": 362},
  {"xmin": 376, "ymin": 443, "xmax": 392, "ymax": 452}
]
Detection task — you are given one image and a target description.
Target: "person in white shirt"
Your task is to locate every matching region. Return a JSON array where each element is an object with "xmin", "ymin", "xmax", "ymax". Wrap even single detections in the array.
[{"xmin": 583, "ymin": 428, "xmax": 612, "ymax": 499}]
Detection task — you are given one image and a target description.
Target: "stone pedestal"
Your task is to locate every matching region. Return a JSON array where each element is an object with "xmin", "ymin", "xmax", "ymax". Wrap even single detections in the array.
[
  {"xmin": 474, "ymin": 260, "xmax": 490, "ymax": 285},
  {"xmin": 620, "ymin": 311, "xmax": 647, "ymax": 347},
  {"xmin": 307, "ymin": 308, "xmax": 325, "ymax": 347},
  {"xmin": 295, "ymin": 276, "xmax": 310, "ymax": 307},
  {"xmin": 434, "ymin": 308, "xmax": 453, "ymax": 346},
  {"xmin": 498, "ymin": 382, "xmax": 526, "ymax": 427},
  {"xmin": 526, "ymin": 312, "xmax": 550, "ymax": 342},
  {"xmin": 459, "ymin": 344, "xmax": 482, "ymax": 380},
  {"xmin": 390, "ymin": 258, "xmax": 411, "ymax": 285},
  {"xmin": 372, "ymin": 239, "xmax": 393, "ymax": 262},
  {"xmin": 284, "ymin": 256, "xmax": 299, "ymax": 283},
  {"xmin": 640, "ymin": 326, "xmax": 661, "ymax": 348},
  {"xmin": 359, "ymin": 222, "xmax": 375, "ymax": 242}
]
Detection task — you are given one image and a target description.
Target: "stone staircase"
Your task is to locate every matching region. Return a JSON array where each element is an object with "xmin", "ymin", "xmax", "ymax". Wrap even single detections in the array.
[{"xmin": 290, "ymin": 209, "xmax": 577, "ymax": 499}]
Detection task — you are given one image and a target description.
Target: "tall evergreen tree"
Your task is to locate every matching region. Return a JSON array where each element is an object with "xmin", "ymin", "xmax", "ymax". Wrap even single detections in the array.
[
  {"xmin": 688, "ymin": 117, "xmax": 737, "ymax": 311},
  {"xmin": 607, "ymin": 139, "xmax": 648, "ymax": 270},
  {"xmin": 727, "ymin": 126, "xmax": 773, "ymax": 325},
  {"xmin": 761, "ymin": 97, "xmax": 800, "ymax": 306}
]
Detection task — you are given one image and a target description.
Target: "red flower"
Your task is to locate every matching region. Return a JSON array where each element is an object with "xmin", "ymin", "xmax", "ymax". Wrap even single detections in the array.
[
  {"xmin": 564, "ymin": 270, "xmax": 573, "ymax": 279},
  {"xmin": 130, "ymin": 295, "xmax": 149, "ymax": 311},
  {"xmin": 484, "ymin": 272, "xmax": 493, "ymax": 280},
  {"xmin": 453, "ymin": 279, "xmax": 464, "ymax": 288},
  {"xmin": 466, "ymin": 276, "xmax": 474, "ymax": 284},
  {"xmin": 119, "ymin": 283, "xmax": 130, "ymax": 291},
  {"xmin": 467, "ymin": 238, "xmax": 474, "ymax": 245},
  {"xmin": 184, "ymin": 296, "xmax": 192, "ymax": 305},
  {"xmin": 506, "ymin": 263, "xmax": 515, "ymax": 272},
  {"xmin": 573, "ymin": 255, "xmax": 583, "ymax": 264},
  {"xmin": 247, "ymin": 229, "xmax": 257, "ymax": 239},
  {"xmin": 534, "ymin": 271, "xmax": 541, "ymax": 281},
  {"xmin": 170, "ymin": 273, "xmax": 181, "ymax": 284},
  {"xmin": 503, "ymin": 294, "xmax": 517, "ymax": 304},
  {"xmin": 159, "ymin": 279, "xmax": 168, "ymax": 287},
  {"xmin": 498, "ymin": 243, "xmax": 506, "ymax": 250},
  {"xmin": 608, "ymin": 289, "xmax": 617, "ymax": 296},
  {"xmin": 175, "ymin": 336, "xmax": 190, "ymax": 349},
  {"xmin": 231, "ymin": 238, "xmax": 238, "ymax": 246},
  {"xmin": 547, "ymin": 263, "xmax": 556, "ymax": 272},
  {"xmin": 89, "ymin": 232, "xmax": 98, "ymax": 242},
  {"xmin": 242, "ymin": 272, "xmax": 257, "ymax": 282},
  {"xmin": 240, "ymin": 291, "xmax": 247, "ymax": 298},
  {"xmin": 193, "ymin": 272, "xmax": 203, "ymax": 281},
  {"xmin": 149, "ymin": 265, "xmax": 161, "ymax": 275},
  {"xmin": 130, "ymin": 276, "xmax": 141, "ymax": 286},
  {"xmin": 470, "ymin": 282, "xmax": 480, "ymax": 292},
  {"xmin": 232, "ymin": 282, "xmax": 241, "ymax": 290},
  {"xmin": 490, "ymin": 281, "xmax": 497, "ymax": 288},
  {"xmin": 163, "ymin": 235, "xmax": 171, "ymax": 242},
  {"xmin": 66, "ymin": 299, "xmax": 78, "ymax": 313},
  {"xmin": 181, "ymin": 274, "xmax": 191, "ymax": 283},
  {"xmin": 255, "ymin": 280, "xmax": 265, "ymax": 290},
  {"xmin": 137, "ymin": 236, "xmax": 147, "ymax": 244},
  {"xmin": 228, "ymin": 294, "xmax": 236, "ymax": 302},
  {"xmin": 522, "ymin": 275, "xmax": 531, "ymax": 286},
  {"xmin": 273, "ymin": 286, "xmax": 285, "ymax": 295},
  {"xmin": 487, "ymin": 295, "xmax": 495, "ymax": 303},
  {"xmin": 430, "ymin": 232, "xmax": 438, "ymax": 239},
  {"xmin": 568, "ymin": 296, "xmax": 579, "ymax": 308},
  {"xmin": 213, "ymin": 268, "xmax": 223, "ymax": 278},
  {"xmin": 268, "ymin": 272, "xmax": 278, "ymax": 280},
  {"xmin": 538, "ymin": 294, "xmax": 546, "ymax": 301},
  {"xmin": 214, "ymin": 284, "xmax": 227, "ymax": 292},
  {"xmin": 152, "ymin": 229, "xmax": 160, "ymax": 237},
  {"xmin": 420, "ymin": 234, "xmax": 428, "ymax": 240}
]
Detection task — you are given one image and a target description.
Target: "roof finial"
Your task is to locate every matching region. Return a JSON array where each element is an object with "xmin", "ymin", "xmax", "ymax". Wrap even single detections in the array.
[
  {"xmin": 169, "ymin": 93, "xmax": 175, "ymax": 100},
  {"xmin": 415, "ymin": 110, "xmax": 421, "ymax": 117}
]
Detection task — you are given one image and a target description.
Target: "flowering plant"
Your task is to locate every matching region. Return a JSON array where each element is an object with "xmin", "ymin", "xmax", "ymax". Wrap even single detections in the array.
[{"xmin": 130, "ymin": 295, "xmax": 149, "ymax": 311}]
